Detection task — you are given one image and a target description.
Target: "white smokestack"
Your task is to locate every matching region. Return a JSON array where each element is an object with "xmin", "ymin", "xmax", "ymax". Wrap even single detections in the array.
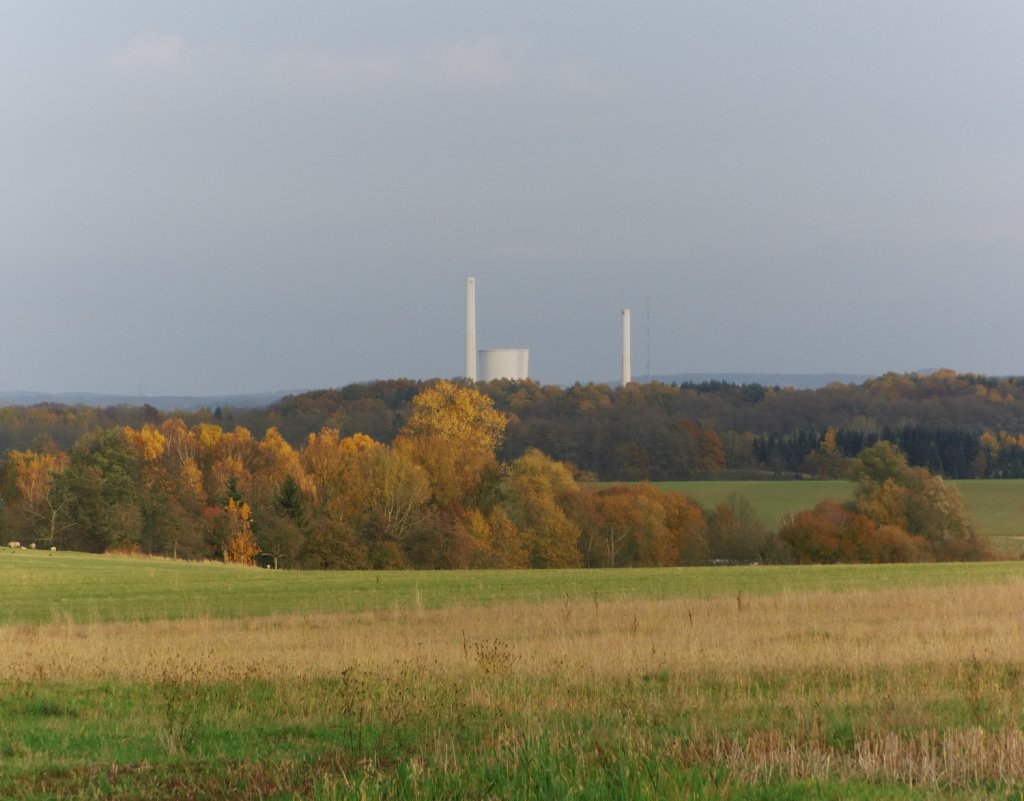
[
  {"xmin": 622, "ymin": 308, "xmax": 631, "ymax": 386},
  {"xmin": 466, "ymin": 277, "xmax": 477, "ymax": 381}
]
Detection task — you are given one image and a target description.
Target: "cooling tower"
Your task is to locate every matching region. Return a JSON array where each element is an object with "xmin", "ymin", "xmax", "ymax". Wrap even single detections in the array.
[{"xmin": 479, "ymin": 349, "xmax": 529, "ymax": 382}]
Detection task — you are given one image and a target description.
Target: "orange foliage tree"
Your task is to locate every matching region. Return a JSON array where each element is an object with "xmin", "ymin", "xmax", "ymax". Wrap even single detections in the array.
[{"xmin": 223, "ymin": 497, "xmax": 259, "ymax": 565}]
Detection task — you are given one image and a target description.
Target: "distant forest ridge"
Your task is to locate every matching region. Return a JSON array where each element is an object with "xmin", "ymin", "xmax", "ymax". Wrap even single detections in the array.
[
  {"xmin": 0, "ymin": 373, "xmax": 878, "ymax": 411},
  {"xmin": 639, "ymin": 372, "xmax": 876, "ymax": 390},
  {"xmin": 5, "ymin": 370, "xmax": 1024, "ymax": 481},
  {"xmin": 0, "ymin": 390, "xmax": 290, "ymax": 411}
]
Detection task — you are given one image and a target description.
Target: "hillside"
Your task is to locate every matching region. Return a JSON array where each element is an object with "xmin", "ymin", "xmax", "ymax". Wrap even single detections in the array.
[{"xmin": 6, "ymin": 371, "xmax": 1024, "ymax": 481}]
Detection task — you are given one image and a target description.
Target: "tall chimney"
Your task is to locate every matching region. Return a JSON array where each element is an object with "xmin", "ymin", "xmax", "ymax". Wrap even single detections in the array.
[
  {"xmin": 466, "ymin": 277, "xmax": 477, "ymax": 381},
  {"xmin": 622, "ymin": 308, "xmax": 631, "ymax": 386}
]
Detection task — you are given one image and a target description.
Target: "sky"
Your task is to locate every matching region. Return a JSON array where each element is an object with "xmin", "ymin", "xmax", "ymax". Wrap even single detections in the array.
[{"xmin": 3, "ymin": 2, "xmax": 1024, "ymax": 396}]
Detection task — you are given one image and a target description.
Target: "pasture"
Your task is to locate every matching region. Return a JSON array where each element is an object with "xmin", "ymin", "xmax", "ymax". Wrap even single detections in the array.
[
  {"xmin": 664, "ymin": 479, "xmax": 1024, "ymax": 556},
  {"xmin": 4, "ymin": 552, "xmax": 1024, "ymax": 798}
]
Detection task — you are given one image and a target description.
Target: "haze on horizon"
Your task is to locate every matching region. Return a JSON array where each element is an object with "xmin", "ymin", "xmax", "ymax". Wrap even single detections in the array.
[{"xmin": 3, "ymin": 2, "xmax": 1024, "ymax": 396}]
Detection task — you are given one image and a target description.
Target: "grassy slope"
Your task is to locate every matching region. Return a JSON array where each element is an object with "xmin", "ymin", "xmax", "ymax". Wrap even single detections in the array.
[
  {"xmin": 660, "ymin": 480, "xmax": 854, "ymax": 525},
  {"xmin": 662, "ymin": 478, "xmax": 1024, "ymax": 538},
  {"xmin": 3, "ymin": 548, "xmax": 1024, "ymax": 625},
  {"xmin": 5, "ymin": 558, "xmax": 1024, "ymax": 799}
]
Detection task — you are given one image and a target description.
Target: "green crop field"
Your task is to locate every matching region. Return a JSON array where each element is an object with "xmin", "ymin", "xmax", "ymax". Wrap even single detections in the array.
[
  {"xmin": 657, "ymin": 479, "xmax": 855, "ymax": 525},
  {"xmin": 657, "ymin": 479, "xmax": 1024, "ymax": 556},
  {"xmin": 4, "ymin": 552, "xmax": 1024, "ymax": 799},
  {"xmin": 2, "ymin": 548, "xmax": 1023, "ymax": 625}
]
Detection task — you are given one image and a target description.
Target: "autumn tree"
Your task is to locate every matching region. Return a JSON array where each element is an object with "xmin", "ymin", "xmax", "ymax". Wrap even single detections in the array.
[
  {"xmin": 658, "ymin": 489, "xmax": 710, "ymax": 565},
  {"xmin": 852, "ymin": 441, "xmax": 987, "ymax": 559},
  {"xmin": 502, "ymin": 449, "xmax": 581, "ymax": 568},
  {"xmin": 853, "ymin": 441, "xmax": 909, "ymax": 486},
  {"xmin": 706, "ymin": 494, "xmax": 770, "ymax": 563},
  {"xmin": 247, "ymin": 427, "xmax": 307, "ymax": 503},
  {"xmin": 1, "ymin": 449, "xmax": 71, "ymax": 546},
  {"xmin": 207, "ymin": 426, "xmax": 257, "ymax": 503},
  {"xmin": 445, "ymin": 506, "xmax": 527, "ymax": 568},
  {"xmin": 397, "ymin": 380, "xmax": 507, "ymax": 509},
  {"xmin": 383, "ymin": 381, "xmax": 510, "ymax": 567},
  {"xmin": 301, "ymin": 430, "xmax": 380, "ymax": 517},
  {"xmin": 801, "ymin": 427, "xmax": 850, "ymax": 478},
  {"xmin": 363, "ymin": 445, "xmax": 431, "ymax": 567},
  {"xmin": 299, "ymin": 430, "xmax": 380, "ymax": 568},
  {"xmin": 778, "ymin": 500, "xmax": 929, "ymax": 564},
  {"xmin": 146, "ymin": 419, "xmax": 207, "ymax": 558},
  {"xmin": 402, "ymin": 380, "xmax": 507, "ymax": 454},
  {"xmin": 780, "ymin": 442, "xmax": 989, "ymax": 564},
  {"xmin": 778, "ymin": 501, "xmax": 866, "ymax": 564},
  {"xmin": 223, "ymin": 497, "xmax": 259, "ymax": 565},
  {"xmin": 587, "ymin": 484, "xmax": 707, "ymax": 567}
]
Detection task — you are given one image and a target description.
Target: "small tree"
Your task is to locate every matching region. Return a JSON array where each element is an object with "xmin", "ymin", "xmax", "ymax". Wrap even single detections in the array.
[{"xmin": 224, "ymin": 498, "xmax": 259, "ymax": 565}]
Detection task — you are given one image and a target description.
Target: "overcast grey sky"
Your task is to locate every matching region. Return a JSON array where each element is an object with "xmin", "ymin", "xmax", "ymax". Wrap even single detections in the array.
[{"xmin": 3, "ymin": 2, "xmax": 1024, "ymax": 395}]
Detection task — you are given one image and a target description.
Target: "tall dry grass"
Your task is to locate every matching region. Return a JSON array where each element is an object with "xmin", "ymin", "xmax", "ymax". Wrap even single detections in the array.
[
  {"xmin": 6, "ymin": 580, "xmax": 1024, "ymax": 788},
  {"xmin": 2, "ymin": 580, "xmax": 1023, "ymax": 681}
]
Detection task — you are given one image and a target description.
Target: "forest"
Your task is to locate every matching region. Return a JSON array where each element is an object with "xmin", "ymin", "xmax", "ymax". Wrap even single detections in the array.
[
  {"xmin": 0, "ymin": 378, "xmax": 993, "ymax": 569},
  {"xmin": 5, "ymin": 370, "xmax": 1023, "ymax": 481}
]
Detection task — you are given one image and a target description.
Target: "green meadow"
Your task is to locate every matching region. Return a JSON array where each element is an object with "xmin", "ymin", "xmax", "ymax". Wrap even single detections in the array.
[
  {"xmin": 4, "ymin": 552, "xmax": 1024, "ymax": 798},
  {"xmin": 2, "ymin": 548, "xmax": 1024, "ymax": 625},
  {"xmin": 660, "ymin": 479, "xmax": 1024, "ymax": 555},
  {"xmin": 659, "ymin": 479, "xmax": 856, "ymax": 525}
]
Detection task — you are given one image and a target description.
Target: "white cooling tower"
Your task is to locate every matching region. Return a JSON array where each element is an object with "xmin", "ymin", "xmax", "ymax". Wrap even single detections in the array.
[
  {"xmin": 479, "ymin": 349, "xmax": 529, "ymax": 382},
  {"xmin": 466, "ymin": 277, "xmax": 477, "ymax": 381}
]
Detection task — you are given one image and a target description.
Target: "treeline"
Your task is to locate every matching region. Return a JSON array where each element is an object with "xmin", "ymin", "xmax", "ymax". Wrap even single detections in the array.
[
  {"xmin": 777, "ymin": 441, "xmax": 987, "ymax": 563},
  {"xmin": 0, "ymin": 383, "xmax": 989, "ymax": 568},
  {"xmin": 486, "ymin": 371, "xmax": 1024, "ymax": 479},
  {"xmin": 0, "ymin": 383, "xmax": 710, "ymax": 569},
  {"xmin": 6, "ymin": 371, "xmax": 1024, "ymax": 480}
]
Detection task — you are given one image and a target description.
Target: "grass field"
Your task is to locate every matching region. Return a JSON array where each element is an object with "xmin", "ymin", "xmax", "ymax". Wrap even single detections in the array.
[
  {"xmin": 3, "ymin": 548, "xmax": 1024, "ymax": 625},
  {"xmin": 659, "ymin": 479, "xmax": 1024, "ymax": 557},
  {"xmin": 658, "ymin": 480, "xmax": 855, "ymax": 525},
  {"xmin": 4, "ymin": 551, "xmax": 1024, "ymax": 798}
]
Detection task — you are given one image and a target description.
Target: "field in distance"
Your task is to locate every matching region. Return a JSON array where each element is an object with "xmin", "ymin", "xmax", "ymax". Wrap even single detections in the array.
[
  {"xmin": 4, "ymin": 554, "xmax": 1024, "ymax": 799},
  {"xmin": 659, "ymin": 479, "xmax": 1024, "ymax": 554},
  {"xmin": 2, "ymin": 548, "xmax": 1024, "ymax": 626}
]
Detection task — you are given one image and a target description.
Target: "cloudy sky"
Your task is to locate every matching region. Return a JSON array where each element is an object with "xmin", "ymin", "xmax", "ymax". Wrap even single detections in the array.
[{"xmin": 3, "ymin": 2, "xmax": 1024, "ymax": 395}]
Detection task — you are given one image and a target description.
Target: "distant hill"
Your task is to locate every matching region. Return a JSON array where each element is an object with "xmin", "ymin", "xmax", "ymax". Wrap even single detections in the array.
[
  {"xmin": 0, "ymin": 375, "xmax": 878, "ymax": 410},
  {"xmin": 637, "ymin": 373, "xmax": 876, "ymax": 390},
  {"xmin": 0, "ymin": 390, "xmax": 292, "ymax": 411}
]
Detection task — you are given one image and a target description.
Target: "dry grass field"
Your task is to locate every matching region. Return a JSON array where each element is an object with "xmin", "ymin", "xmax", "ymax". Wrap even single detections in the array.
[
  {"xmin": 4, "ymin": 559, "xmax": 1024, "ymax": 798},
  {"xmin": 3, "ymin": 581, "xmax": 1023, "ymax": 681}
]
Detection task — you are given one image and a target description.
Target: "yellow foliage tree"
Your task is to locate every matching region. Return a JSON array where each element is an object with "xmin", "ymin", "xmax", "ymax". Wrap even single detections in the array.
[
  {"xmin": 4, "ymin": 450, "xmax": 71, "ymax": 545},
  {"xmin": 124, "ymin": 424, "xmax": 167, "ymax": 463},
  {"xmin": 302, "ymin": 428, "xmax": 381, "ymax": 507},
  {"xmin": 365, "ymin": 446, "xmax": 430, "ymax": 543},
  {"xmin": 447, "ymin": 506, "xmax": 527, "ymax": 568},
  {"xmin": 248, "ymin": 427, "xmax": 308, "ymax": 503},
  {"xmin": 502, "ymin": 449, "xmax": 581, "ymax": 569},
  {"xmin": 401, "ymin": 380, "xmax": 507, "ymax": 458},
  {"xmin": 223, "ymin": 497, "xmax": 259, "ymax": 565},
  {"xmin": 397, "ymin": 381, "xmax": 507, "ymax": 508}
]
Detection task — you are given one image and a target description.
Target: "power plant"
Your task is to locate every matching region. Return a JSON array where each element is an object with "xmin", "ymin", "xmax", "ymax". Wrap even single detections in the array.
[
  {"xmin": 465, "ymin": 277, "xmax": 530, "ymax": 382},
  {"xmin": 464, "ymin": 277, "xmax": 631, "ymax": 385},
  {"xmin": 479, "ymin": 348, "xmax": 530, "ymax": 382}
]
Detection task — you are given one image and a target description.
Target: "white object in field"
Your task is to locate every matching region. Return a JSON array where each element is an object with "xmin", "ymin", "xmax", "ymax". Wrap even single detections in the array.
[{"xmin": 479, "ymin": 349, "xmax": 529, "ymax": 381}]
